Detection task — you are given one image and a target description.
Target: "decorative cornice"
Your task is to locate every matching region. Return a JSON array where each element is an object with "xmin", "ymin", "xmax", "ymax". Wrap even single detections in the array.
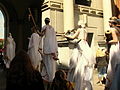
[{"xmin": 42, "ymin": 0, "xmax": 103, "ymax": 17}]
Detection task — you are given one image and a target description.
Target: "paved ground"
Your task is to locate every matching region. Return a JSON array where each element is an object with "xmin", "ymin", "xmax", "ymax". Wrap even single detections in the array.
[
  {"xmin": 0, "ymin": 64, "xmax": 105, "ymax": 90},
  {"xmin": 93, "ymin": 69, "xmax": 105, "ymax": 90}
]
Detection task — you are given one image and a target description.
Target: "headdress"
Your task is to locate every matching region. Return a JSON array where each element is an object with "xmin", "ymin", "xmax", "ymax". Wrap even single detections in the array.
[{"xmin": 78, "ymin": 20, "xmax": 86, "ymax": 27}]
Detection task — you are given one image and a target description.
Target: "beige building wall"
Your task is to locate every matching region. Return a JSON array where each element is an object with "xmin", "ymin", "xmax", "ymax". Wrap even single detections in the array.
[
  {"xmin": 91, "ymin": 0, "xmax": 103, "ymax": 10},
  {"xmin": 42, "ymin": 9, "xmax": 51, "ymax": 27},
  {"xmin": 42, "ymin": 0, "xmax": 64, "ymax": 33},
  {"xmin": 51, "ymin": 10, "xmax": 64, "ymax": 33},
  {"xmin": 49, "ymin": 10, "xmax": 64, "ymax": 33}
]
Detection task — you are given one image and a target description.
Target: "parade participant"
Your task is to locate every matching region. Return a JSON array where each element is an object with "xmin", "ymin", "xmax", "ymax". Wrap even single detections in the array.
[
  {"xmin": 105, "ymin": 17, "xmax": 120, "ymax": 90},
  {"xmin": 5, "ymin": 33, "xmax": 16, "ymax": 68},
  {"xmin": 64, "ymin": 20, "xmax": 95, "ymax": 90},
  {"xmin": 28, "ymin": 26, "xmax": 42, "ymax": 71},
  {"xmin": 41, "ymin": 17, "xmax": 58, "ymax": 82}
]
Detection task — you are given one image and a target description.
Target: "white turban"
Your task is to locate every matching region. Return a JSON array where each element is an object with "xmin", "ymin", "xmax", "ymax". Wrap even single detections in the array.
[{"xmin": 78, "ymin": 20, "xmax": 86, "ymax": 27}]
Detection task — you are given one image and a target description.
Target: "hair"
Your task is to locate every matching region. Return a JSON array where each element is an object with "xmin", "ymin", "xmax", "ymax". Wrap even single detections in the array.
[
  {"xmin": 45, "ymin": 17, "xmax": 50, "ymax": 24},
  {"xmin": 8, "ymin": 50, "xmax": 35, "ymax": 84},
  {"xmin": 109, "ymin": 16, "xmax": 117, "ymax": 20},
  {"xmin": 109, "ymin": 16, "xmax": 118, "ymax": 25},
  {"xmin": 54, "ymin": 70, "xmax": 66, "ymax": 81},
  {"xmin": 51, "ymin": 70, "xmax": 68, "ymax": 90}
]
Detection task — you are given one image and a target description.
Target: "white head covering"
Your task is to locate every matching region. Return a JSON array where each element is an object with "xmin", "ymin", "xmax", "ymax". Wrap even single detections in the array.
[
  {"xmin": 78, "ymin": 20, "xmax": 86, "ymax": 28},
  {"xmin": 9, "ymin": 33, "xmax": 12, "ymax": 38}
]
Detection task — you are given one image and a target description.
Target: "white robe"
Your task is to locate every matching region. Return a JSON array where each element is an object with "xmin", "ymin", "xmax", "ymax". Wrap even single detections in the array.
[
  {"xmin": 6, "ymin": 36, "xmax": 16, "ymax": 68},
  {"xmin": 110, "ymin": 63, "xmax": 120, "ymax": 90},
  {"xmin": 74, "ymin": 40, "xmax": 95, "ymax": 90},
  {"xmin": 6, "ymin": 36, "xmax": 15, "ymax": 61},
  {"xmin": 106, "ymin": 42, "xmax": 120, "ymax": 88},
  {"xmin": 67, "ymin": 28, "xmax": 95, "ymax": 90},
  {"xmin": 41, "ymin": 25, "xmax": 58, "ymax": 82},
  {"xmin": 28, "ymin": 33, "xmax": 42, "ymax": 70},
  {"xmin": 106, "ymin": 27, "xmax": 120, "ymax": 88}
]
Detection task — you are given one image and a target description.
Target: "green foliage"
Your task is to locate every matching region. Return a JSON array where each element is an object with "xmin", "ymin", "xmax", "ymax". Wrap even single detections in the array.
[{"xmin": 0, "ymin": 40, "xmax": 4, "ymax": 49}]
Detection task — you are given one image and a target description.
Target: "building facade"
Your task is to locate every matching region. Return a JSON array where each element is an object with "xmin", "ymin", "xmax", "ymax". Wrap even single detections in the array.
[{"xmin": 41, "ymin": 0, "xmax": 113, "ymax": 67}]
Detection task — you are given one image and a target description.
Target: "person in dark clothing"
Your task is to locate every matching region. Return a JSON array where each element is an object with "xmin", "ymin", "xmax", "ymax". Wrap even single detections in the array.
[
  {"xmin": 6, "ymin": 50, "xmax": 44, "ymax": 90},
  {"xmin": 51, "ymin": 70, "xmax": 74, "ymax": 90}
]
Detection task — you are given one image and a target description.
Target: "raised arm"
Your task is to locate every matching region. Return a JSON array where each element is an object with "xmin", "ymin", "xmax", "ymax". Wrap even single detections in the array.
[{"xmin": 64, "ymin": 29, "xmax": 80, "ymax": 39}]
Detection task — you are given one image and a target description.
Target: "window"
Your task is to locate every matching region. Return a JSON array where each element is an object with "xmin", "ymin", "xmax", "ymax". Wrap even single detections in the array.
[
  {"xmin": 86, "ymin": 33, "xmax": 93, "ymax": 47},
  {"xmin": 75, "ymin": 0, "xmax": 91, "ymax": 6},
  {"xmin": 0, "ymin": 10, "xmax": 4, "ymax": 50}
]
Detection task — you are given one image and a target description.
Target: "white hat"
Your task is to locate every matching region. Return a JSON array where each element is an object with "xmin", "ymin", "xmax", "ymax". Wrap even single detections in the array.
[
  {"xmin": 78, "ymin": 20, "xmax": 84, "ymax": 25},
  {"xmin": 78, "ymin": 20, "xmax": 86, "ymax": 27}
]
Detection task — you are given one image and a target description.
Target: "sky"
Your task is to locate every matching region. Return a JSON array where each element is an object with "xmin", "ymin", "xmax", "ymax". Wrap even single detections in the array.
[{"xmin": 0, "ymin": 10, "xmax": 4, "ymax": 39}]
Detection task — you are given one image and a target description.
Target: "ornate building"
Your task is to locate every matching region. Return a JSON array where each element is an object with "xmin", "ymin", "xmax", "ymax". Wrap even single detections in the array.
[
  {"xmin": 41, "ymin": 0, "xmax": 104, "ymax": 66},
  {"xmin": 41, "ymin": 0, "xmax": 120, "ymax": 67}
]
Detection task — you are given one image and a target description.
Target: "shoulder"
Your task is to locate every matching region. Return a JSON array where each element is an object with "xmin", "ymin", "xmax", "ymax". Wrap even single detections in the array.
[
  {"xmin": 42, "ymin": 25, "xmax": 47, "ymax": 31},
  {"xmin": 49, "ymin": 25, "xmax": 53, "ymax": 28},
  {"xmin": 32, "ymin": 33, "xmax": 39, "ymax": 36},
  {"xmin": 42, "ymin": 25, "xmax": 47, "ymax": 28}
]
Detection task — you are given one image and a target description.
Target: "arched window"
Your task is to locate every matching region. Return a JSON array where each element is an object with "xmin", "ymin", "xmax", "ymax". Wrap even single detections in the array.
[{"xmin": 0, "ymin": 10, "xmax": 4, "ymax": 50}]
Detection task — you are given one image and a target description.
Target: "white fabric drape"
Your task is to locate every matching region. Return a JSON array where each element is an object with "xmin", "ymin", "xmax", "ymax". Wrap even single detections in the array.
[
  {"xmin": 28, "ymin": 33, "xmax": 42, "ymax": 69},
  {"xmin": 41, "ymin": 25, "xmax": 58, "ymax": 82},
  {"xmin": 67, "ymin": 28, "xmax": 95, "ymax": 90}
]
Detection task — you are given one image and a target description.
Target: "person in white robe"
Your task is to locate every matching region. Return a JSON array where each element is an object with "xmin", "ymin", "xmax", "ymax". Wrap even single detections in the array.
[
  {"xmin": 105, "ymin": 17, "xmax": 120, "ymax": 90},
  {"xmin": 41, "ymin": 17, "xmax": 58, "ymax": 82},
  {"xmin": 28, "ymin": 26, "xmax": 42, "ymax": 71},
  {"xmin": 5, "ymin": 33, "xmax": 16, "ymax": 68},
  {"xmin": 110, "ymin": 63, "xmax": 120, "ymax": 90},
  {"xmin": 64, "ymin": 20, "xmax": 95, "ymax": 90}
]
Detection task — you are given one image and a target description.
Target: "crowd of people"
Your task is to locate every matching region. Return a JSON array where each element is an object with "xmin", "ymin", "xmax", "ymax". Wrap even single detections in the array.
[{"xmin": 1, "ymin": 16, "xmax": 120, "ymax": 90}]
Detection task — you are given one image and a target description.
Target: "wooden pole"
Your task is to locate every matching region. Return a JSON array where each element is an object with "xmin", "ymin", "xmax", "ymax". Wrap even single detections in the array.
[{"xmin": 28, "ymin": 8, "xmax": 37, "ymax": 27}]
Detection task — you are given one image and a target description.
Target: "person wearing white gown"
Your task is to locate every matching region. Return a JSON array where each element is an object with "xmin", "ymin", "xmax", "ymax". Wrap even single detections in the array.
[
  {"xmin": 65, "ymin": 20, "xmax": 95, "ymax": 90},
  {"xmin": 5, "ymin": 33, "xmax": 16, "ymax": 68},
  {"xmin": 105, "ymin": 17, "xmax": 120, "ymax": 90},
  {"xmin": 41, "ymin": 17, "xmax": 58, "ymax": 82},
  {"xmin": 28, "ymin": 26, "xmax": 42, "ymax": 71}
]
